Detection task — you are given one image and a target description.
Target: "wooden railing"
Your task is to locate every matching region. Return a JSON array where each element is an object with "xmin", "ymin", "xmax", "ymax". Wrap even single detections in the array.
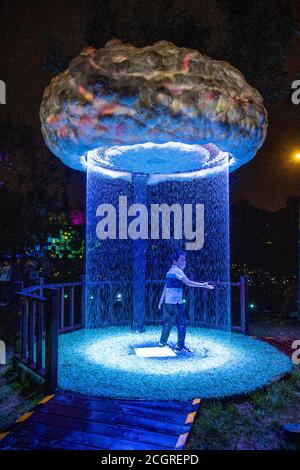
[
  {"xmin": 14, "ymin": 276, "xmax": 249, "ymax": 392},
  {"xmin": 14, "ymin": 277, "xmax": 86, "ymax": 392}
]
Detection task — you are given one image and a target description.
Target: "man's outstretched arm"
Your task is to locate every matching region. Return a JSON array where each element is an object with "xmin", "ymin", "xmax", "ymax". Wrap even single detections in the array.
[{"xmin": 182, "ymin": 276, "xmax": 214, "ymax": 289}]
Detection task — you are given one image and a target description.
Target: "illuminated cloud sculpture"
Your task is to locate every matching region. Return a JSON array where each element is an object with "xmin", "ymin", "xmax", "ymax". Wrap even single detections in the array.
[
  {"xmin": 40, "ymin": 40, "xmax": 268, "ymax": 334},
  {"xmin": 40, "ymin": 40, "xmax": 267, "ymax": 179},
  {"xmin": 37, "ymin": 42, "xmax": 280, "ymax": 401}
]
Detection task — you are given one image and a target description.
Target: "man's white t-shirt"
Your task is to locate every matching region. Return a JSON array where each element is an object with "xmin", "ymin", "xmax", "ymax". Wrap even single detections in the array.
[{"xmin": 165, "ymin": 266, "xmax": 185, "ymax": 304}]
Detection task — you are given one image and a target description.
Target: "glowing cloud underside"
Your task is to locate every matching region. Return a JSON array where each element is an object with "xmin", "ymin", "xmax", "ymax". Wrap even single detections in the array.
[
  {"xmin": 88, "ymin": 142, "xmax": 230, "ymax": 184},
  {"xmin": 40, "ymin": 40, "xmax": 267, "ymax": 172}
]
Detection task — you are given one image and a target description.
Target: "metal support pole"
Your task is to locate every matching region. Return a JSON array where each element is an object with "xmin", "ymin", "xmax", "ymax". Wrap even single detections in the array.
[
  {"xmin": 240, "ymin": 275, "xmax": 249, "ymax": 335},
  {"xmin": 132, "ymin": 173, "xmax": 148, "ymax": 332}
]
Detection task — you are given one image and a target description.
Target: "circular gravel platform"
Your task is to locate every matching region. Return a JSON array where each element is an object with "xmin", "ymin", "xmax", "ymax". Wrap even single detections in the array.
[{"xmin": 58, "ymin": 327, "xmax": 292, "ymax": 400}]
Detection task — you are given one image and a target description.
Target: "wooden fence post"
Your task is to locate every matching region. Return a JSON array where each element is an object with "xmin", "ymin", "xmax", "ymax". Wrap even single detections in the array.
[
  {"xmin": 16, "ymin": 284, "xmax": 24, "ymax": 355},
  {"xmin": 21, "ymin": 299, "xmax": 28, "ymax": 359},
  {"xmin": 240, "ymin": 275, "xmax": 249, "ymax": 335},
  {"xmin": 70, "ymin": 286, "xmax": 75, "ymax": 329},
  {"xmin": 81, "ymin": 275, "xmax": 86, "ymax": 328},
  {"xmin": 28, "ymin": 300, "xmax": 35, "ymax": 366},
  {"xmin": 39, "ymin": 277, "xmax": 44, "ymax": 297},
  {"xmin": 36, "ymin": 301, "xmax": 44, "ymax": 372},
  {"xmin": 45, "ymin": 289, "xmax": 59, "ymax": 393}
]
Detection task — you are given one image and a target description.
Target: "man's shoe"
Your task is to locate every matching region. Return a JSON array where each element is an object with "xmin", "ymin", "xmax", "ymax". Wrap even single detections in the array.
[
  {"xmin": 158, "ymin": 342, "xmax": 172, "ymax": 348},
  {"xmin": 175, "ymin": 346, "xmax": 193, "ymax": 353}
]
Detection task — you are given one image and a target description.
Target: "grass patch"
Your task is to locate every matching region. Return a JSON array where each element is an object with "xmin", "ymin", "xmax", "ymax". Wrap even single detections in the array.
[
  {"xmin": 0, "ymin": 366, "xmax": 43, "ymax": 432},
  {"xmin": 186, "ymin": 366, "xmax": 300, "ymax": 450}
]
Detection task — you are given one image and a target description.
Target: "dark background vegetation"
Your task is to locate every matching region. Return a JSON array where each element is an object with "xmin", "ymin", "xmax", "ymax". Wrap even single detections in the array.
[{"xmin": 0, "ymin": 0, "xmax": 300, "ymax": 317}]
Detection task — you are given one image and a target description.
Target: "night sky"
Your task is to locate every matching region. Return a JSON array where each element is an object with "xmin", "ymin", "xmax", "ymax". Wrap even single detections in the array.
[{"xmin": 0, "ymin": 0, "xmax": 299, "ymax": 211}]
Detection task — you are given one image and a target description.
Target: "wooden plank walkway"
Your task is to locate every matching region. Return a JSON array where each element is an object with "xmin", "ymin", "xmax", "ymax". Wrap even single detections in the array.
[
  {"xmin": 251, "ymin": 335, "xmax": 294, "ymax": 357},
  {"xmin": 0, "ymin": 390, "xmax": 201, "ymax": 450}
]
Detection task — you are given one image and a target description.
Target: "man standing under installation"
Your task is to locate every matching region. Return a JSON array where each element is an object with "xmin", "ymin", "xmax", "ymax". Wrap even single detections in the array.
[{"xmin": 158, "ymin": 250, "xmax": 214, "ymax": 353}]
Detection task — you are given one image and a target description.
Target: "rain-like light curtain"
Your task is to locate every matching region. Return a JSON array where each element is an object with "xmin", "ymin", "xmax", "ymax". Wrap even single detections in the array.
[{"xmin": 86, "ymin": 147, "xmax": 230, "ymax": 331}]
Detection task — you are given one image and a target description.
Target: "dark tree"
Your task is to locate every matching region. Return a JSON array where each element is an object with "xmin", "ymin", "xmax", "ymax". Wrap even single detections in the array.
[
  {"xmin": 85, "ymin": 0, "xmax": 228, "ymax": 54},
  {"xmin": 86, "ymin": 0, "xmax": 295, "ymax": 103},
  {"xmin": 0, "ymin": 118, "xmax": 85, "ymax": 254},
  {"xmin": 218, "ymin": 0, "xmax": 295, "ymax": 102},
  {"xmin": 42, "ymin": 37, "xmax": 70, "ymax": 76}
]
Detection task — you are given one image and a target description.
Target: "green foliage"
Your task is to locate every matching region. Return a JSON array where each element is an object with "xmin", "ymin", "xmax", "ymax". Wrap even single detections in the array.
[
  {"xmin": 47, "ymin": 228, "xmax": 85, "ymax": 259},
  {"xmin": 0, "ymin": 367, "xmax": 43, "ymax": 432}
]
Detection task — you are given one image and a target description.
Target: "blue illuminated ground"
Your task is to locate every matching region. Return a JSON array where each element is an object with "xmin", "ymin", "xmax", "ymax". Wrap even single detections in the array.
[{"xmin": 58, "ymin": 327, "xmax": 292, "ymax": 400}]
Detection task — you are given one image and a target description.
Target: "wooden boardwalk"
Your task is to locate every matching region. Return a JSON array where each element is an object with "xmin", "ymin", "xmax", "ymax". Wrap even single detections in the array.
[
  {"xmin": 251, "ymin": 335, "xmax": 294, "ymax": 357},
  {"xmin": 0, "ymin": 390, "xmax": 201, "ymax": 450}
]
